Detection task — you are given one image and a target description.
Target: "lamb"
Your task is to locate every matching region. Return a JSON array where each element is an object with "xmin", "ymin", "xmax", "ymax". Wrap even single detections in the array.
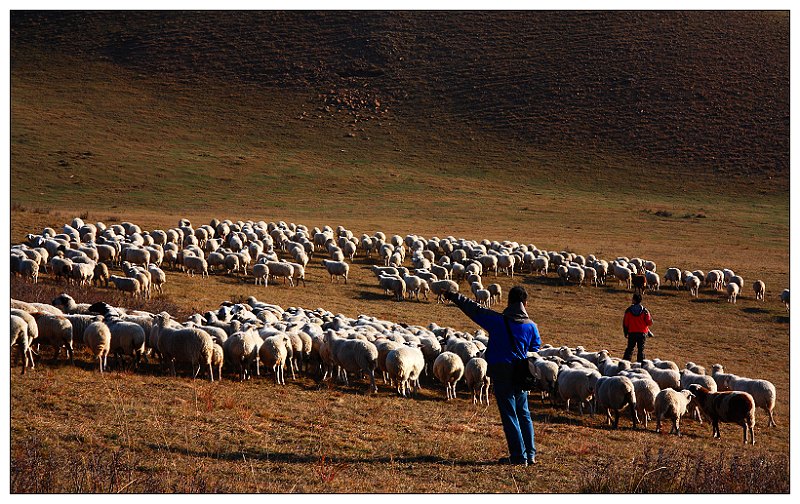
[
  {"xmin": 475, "ymin": 288, "xmax": 491, "ymax": 307},
  {"xmin": 595, "ymin": 375, "xmax": 638, "ymax": 429},
  {"xmin": 10, "ymin": 314, "xmax": 34, "ymax": 374},
  {"xmin": 654, "ymin": 388, "xmax": 695, "ymax": 436},
  {"xmin": 430, "ymin": 280, "xmax": 459, "ymax": 303},
  {"xmin": 109, "ymin": 275, "xmax": 142, "ymax": 298},
  {"xmin": 726, "ymin": 282, "xmax": 740, "ymax": 303},
  {"xmin": 259, "ymin": 334, "xmax": 291, "ymax": 384},
  {"xmin": 464, "ymin": 356, "xmax": 490, "ymax": 404},
  {"xmin": 557, "ymin": 366, "xmax": 601, "ymax": 414},
  {"xmin": 31, "ymin": 312, "xmax": 74, "ymax": 363},
  {"xmin": 322, "ymin": 259, "xmax": 349, "ymax": 284},
  {"xmin": 715, "ymin": 373, "xmax": 777, "ymax": 427},
  {"xmin": 83, "ymin": 320, "xmax": 111, "ymax": 373},
  {"xmin": 266, "ymin": 261, "xmax": 295, "ymax": 286},
  {"xmin": 751, "ymin": 280, "xmax": 765, "ymax": 301},
  {"xmin": 386, "ymin": 345, "xmax": 426, "ymax": 397},
  {"xmin": 688, "ymin": 384, "xmax": 756, "ymax": 444},
  {"xmin": 403, "ymin": 275, "xmax": 426, "ymax": 301},
  {"xmin": 780, "ymin": 289, "xmax": 789, "ymax": 311},
  {"xmin": 433, "ymin": 351, "xmax": 465, "ymax": 400},
  {"xmin": 154, "ymin": 313, "xmax": 215, "ymax": 381},
  {"xmin": 631, "ymin": 274, "xmax": 647, "ymax": 295}
]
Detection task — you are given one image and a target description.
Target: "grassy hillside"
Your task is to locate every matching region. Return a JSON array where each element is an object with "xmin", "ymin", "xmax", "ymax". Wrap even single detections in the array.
[{"xmin": 9, "ymin": 11, "xmax": 790, "ymax": 494}]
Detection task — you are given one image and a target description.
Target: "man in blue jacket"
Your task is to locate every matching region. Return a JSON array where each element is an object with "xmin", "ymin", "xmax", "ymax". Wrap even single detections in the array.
[{"xmin": 443, "ymin": 285, "xmax": 541, "ymax": 466}]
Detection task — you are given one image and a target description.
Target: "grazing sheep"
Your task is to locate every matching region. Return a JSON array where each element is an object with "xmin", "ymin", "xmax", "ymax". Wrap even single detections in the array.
[
  {"xmin": 147, "ymin": 264, "xmax": 166, "ymax": 294},
  {"xmin": 626, "ymin": 376, "xmax": 660, "ymax": 429},
  {"xmin": 154, "ymin": 313, "xmax": 215, "ymax": 381},
  {"xmin": 685, "ymin": 361, "xmax": 706, "ymax": 375},
  {"xmin": 18, "ymin": 258, "xmax": 39, "ymax": 284},
  {"xmin": 664, "ymin": 268, "xmax": 682, "ymax": 289},
  {"xmin": 433, "ymin": 351, "xmax": 465, "ymax": 400},
  {"xmin": 726, "ymin": 282, "xmax": 740, "ymax": 303},
  {"xmin": 83, "ymin": 320, "xmax": 111, "ymax": 373},
  {"xmin": 532, "ymin": 256, "xmax": 549, "ymax": 276},
  {"xmin": 557, "ymin": 366, "xmax": 601, "ymax": 414},
  {"xmin": 322, "ymin": 259, "xmax": 349, "ymax": 284},
  {"xmin": 376, "ymin": 339, "xmax": 404, "ymax": 384},
  {"xmin": 379, "ymin": 275, "xmax": 406, "ymax": 301},
  {"xmin": 93, "ymin": 262, "xmax": 110, "ymax": 287},
  {"xmin": 11, "ymin": 314, "xmax": 34, "ymax": 374},
  {"xmin": 595, "ymin": 375, "xmax": 638, "ymax": 429},
  {"xmin": 69, "ymin": 260, "xmax": 95, "ymax": 287},
  {"xmin": 106, "ymin": 317, "xmax": 147, "ymax": 370},
  {"xmin": 430, "ymin": 280, "xmax": 459, "ymax": 303},
  {"xmin": 386, "ymin": 345, "xmax": 426, "ymax": 397},
  {"xmin": 252, "ymin": 263, "xmax": 269, "ymax": 286},
  {"xmin": 259, "ymin": 334, "xmax": 291, "ymax": 384},
  {"xmin": 631, "ymin": 274, "xmax": 647, "ymax": 295},
  {"xmin": 51, "ymin": 293, "xmax": 93, "ymax": 314},
  {"xmin": 222, "ymin": 328, "xmax": 262, "ymax": 381},
  {"xmin": 528, "ymin": 357, "xmax": 559, "ymax": 403},
  {"xmin": 266, "ymin": 261, "xmax": 295, "ymax": 286},
  {"xmin": 31, "ymin": 312, "xmax": 74, "ymax": 363},
  {"xmin": 109, "ymin": 275, "xmax": 142, "ymax": 298},
  {"xmin": 325, "ymin": 332, "xmax": 379, "ymax": 392},
  {"xmin": 654, "ymin": 388, "xmax": 695, "ymax": 436},
  {"xmin": 211, "ymin": 343, "xmax": 224, "ymax": 381},
  {"xmin": 688, "ymin": 384, "xmax": 756, "ymax": 444},
  {"xmin": 680, "ymin": 369, "xmax": 717, "ymax": 422},
  {"xmin": 780, "ymin": 289, "xmax": 789, "ymax": 311},
  {"xmin": 183, "ymin": 254, "xmax": 209, "ymax": 277},
  {"xmin": 465, "ymin": 356, "xmax": 490, "ymax": 404},
  {"xmin": 685, "ymin": 275, "xmax": 701, "ymax": 297},
  {"xmin": 714, "ymin": 372, "xmax": 777, "ymax": 427},
  {"xmin": 752, "ymin": 280, "xmax": 765, "ymax": 301},
  {"xmin": 487, "ymin": 283, "xmax": 502, "ymax": 306}
]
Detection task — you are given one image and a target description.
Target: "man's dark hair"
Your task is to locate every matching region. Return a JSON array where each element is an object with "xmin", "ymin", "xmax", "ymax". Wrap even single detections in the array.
[
  {"xmin": 632, "ymin": 293, "xmax": 643, "ymax": 304},
  {"xmin": 508, "ymin": 286, "xmax": 528, "ymax": 305}
]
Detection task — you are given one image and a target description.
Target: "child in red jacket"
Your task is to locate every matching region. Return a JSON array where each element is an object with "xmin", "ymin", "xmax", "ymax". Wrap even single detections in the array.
[{"xmin": 622, "ymin": 293, "xmax": 653, "ymax": 362}]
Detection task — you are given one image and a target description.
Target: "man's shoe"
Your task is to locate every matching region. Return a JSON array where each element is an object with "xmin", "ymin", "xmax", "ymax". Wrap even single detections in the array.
[
  {"xmin": 528, "ymin": 457, "xmax": 537, "ymax": 465},
  {"xmin": 498, "ymin": 457, "xmax": 527, "ymax": 466}
]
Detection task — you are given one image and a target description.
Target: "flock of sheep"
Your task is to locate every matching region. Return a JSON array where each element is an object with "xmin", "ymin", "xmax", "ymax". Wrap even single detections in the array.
[
  {"xmin": 10, "ymin": 217, "xmax": 790, "ymax": 313},
  {"xmin": 9, "ymin": 216, "xmax": 786, "ymax": 445}
]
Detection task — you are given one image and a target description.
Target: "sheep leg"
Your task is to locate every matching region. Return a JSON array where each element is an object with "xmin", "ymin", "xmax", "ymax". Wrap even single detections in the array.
[{"xmin": 768, "ymin": 409, "xmax": 776, "ymax": 427}]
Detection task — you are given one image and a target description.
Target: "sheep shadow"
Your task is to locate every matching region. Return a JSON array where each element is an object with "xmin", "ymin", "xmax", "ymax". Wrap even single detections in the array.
[
  {"xmin": 690, "ymin": 298, "xmax": 719, "ymax": 304},
  {"xmin": 774, "ymin": 316, "xmax": 789, "ymax": 324},
  {"xmin": 357, "ymin": 289, "xmax": 391, "ymax": 302},
  {"xmin": 741, "ymin": 307, "xmax": 769, "ymax": 314}
]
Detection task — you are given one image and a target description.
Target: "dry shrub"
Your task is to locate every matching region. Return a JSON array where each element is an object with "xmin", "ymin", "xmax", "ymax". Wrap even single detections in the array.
[{"xmin": 579, "ymin": 447, "xmax": 789, "ymax": 493}]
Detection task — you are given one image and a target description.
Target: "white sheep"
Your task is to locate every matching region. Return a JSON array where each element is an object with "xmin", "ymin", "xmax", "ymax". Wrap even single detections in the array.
[
  {"xmin": 430, "ymin": 280, "xmax": 459, "ymax": 303},
  {"xmin": 625, "ymin": 375, "xmax": 660, "ymax": 429},
  {"xmin": 183, "ymin": 254, "xmax": 209, "ymax": 277},
  {"xmin": 557, "ymin": 366, "xmax": 601, "ymax": 414},
  {"xmin": 322, "ymin": 259, "xmax": 350, "ymax": 284},
  {"xmin": 654, "ymin": 388, "xmax": 694, "ymax": 436},
  {"xmin": 433, "ymin": 351, "xmax": 465, "ymax": 400},
  {"xmin": 641, "ymin": 360, "xmax": 681, "ymax": 390},
  {"xmin": 715, "ymin": 372, "xmax": 777, "ymax": 427},
  {"xmin": 31, "ymin": 312, "xmax": 74, "ymax": 363},
  {"xmin": 266, "ymin": 261, "xmax": 295, "ymax": 286},
  {"xmin": 595, "ymin": 375, "xmax": 638, "ymax": 429},
  {"xmin": 726, "ymin": 282, "xmax": 740, "ymax": 303},
  {"xmin": 465, "ymin": 356, "xmax": 490, "ymax": 404},
  {"xmin": 487, "ymin": 283, "xmax": 502, "ymax": 306},
  {"xmin": 109, "ymin": 275, "xmax": 142, "ymax": 298},
  {"xmin": 18, "ymin": 258, "xmax": 39, "ymax": 284},
  {"xmin": 259, "ymin": 334, "xmax": 291, "ymax": 384},
  {"xmin": 252, "ymin": 263, "xmax": 269, "ymax": 286},
  {"xmin": 83, "ymin": 320, "xmax": 111, "ymax": 373},
  {"xmin": 10, "ymin": 314, "xmax": 34, "ymax": 374},
  {"xmin": 326, "ymin": 332, "xmax": 379, "ymax": 392},
  {"xmin": 222, "ymin": 328, "xmax": 262, "ymax": 381},
  {"xmin": 685, "ymin": 274, "xmax": 701, "ymax": 297},
  {"xmin": 386, "ymin": 345, "xmax": 426, "ymax": 397},
  {"xmin": 752, "ymin": 280, "xmax": 765, "ymax": 301},
  {"xmin": 664, "ymin": 267, "xmax": 682, "ymax": 289}
]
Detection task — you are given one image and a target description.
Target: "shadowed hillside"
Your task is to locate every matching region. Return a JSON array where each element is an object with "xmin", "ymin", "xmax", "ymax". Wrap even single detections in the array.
[{"xmin": 11, "ymin": 11, "xmax": 789, "ymax": 186}]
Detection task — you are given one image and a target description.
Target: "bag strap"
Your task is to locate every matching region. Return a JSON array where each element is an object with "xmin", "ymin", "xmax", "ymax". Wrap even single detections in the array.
[{"xmin": 502, "ymin": 316, "xmax": 520, "ymax": 356}]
